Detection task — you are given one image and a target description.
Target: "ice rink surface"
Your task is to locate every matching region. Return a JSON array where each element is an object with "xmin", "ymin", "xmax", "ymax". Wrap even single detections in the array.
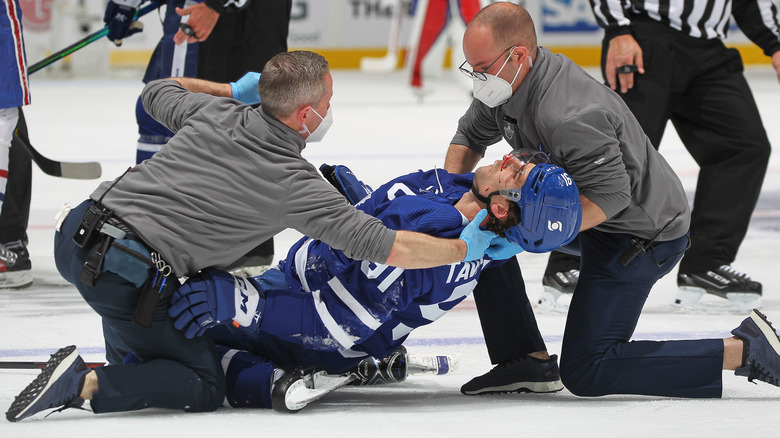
[{"xmin": 1, "ymin": 64, "xmax": 779, "ymax": 437}]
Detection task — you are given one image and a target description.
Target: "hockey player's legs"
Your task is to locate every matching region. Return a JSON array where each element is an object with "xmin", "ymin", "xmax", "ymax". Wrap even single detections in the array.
[{"xmin": 558, "ymin": 231, "xmax": 726, "ymax": 397}]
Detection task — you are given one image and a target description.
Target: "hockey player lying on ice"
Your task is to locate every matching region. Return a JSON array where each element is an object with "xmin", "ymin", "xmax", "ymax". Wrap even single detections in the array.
[{"xmin": 180, "ymin": 153, "xmax": 582, "ymax": 411}]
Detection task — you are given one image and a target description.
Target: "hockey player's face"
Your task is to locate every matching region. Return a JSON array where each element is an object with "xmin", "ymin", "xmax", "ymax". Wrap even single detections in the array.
[{"xmin": 473, "ymin": 157, "xmax": 535, "ymax": 197}]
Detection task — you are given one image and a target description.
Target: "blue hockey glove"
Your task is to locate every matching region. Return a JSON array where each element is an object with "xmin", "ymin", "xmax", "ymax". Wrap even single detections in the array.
[
  {"xmin": 459, "ymin": 210, "xmax": 498, "ymax": 261},
  {"xmin": 320, "ymin": 163, "xmax": 373, "ymax": 205},
  {"xmin": 485, "ymin": 236, "xmax": 524, "ymax": 260},
  {"xmin": 104, "ymin": 0, "xmax": 144, "ymax": 46},
  {"xmin": 168, "ymin": 268, "xmax": 265, "ymax": 339},
  {"xmin": 230, "ymin": 72, "xmax": 262, "ymax": 104}
]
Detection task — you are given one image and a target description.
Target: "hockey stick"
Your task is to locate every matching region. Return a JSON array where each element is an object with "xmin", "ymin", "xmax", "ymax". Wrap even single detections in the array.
[
  {"xmin": 360, "ymin": 0, "xmax": 405, "ymax": 72},
  {"xmin": 0, "ymin": 361, "xmax": 105, "ymax": 370},
  {"xmin": 28, "ymin": 3, "xmax": 158, "ymax": 75},
  {"xmin": 13, "ymin": 123, "xmax": 102, "ymax": 180}
]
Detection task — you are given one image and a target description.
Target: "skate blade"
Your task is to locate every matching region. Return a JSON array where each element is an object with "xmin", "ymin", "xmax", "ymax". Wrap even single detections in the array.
[
  {"xmin": 282, "ymin": 372, "xmax": 358, "ymax": 412},
  {"xmin": 672, "ymin": 286, "xmax": 762, "ymax": 314},
  {"xmin": 407, "ymin": 353, "xmax": 460, "ymax": 375},
  {"xmin": 535, "ymin": 288, "xmax": 571, "ymax": 313}
]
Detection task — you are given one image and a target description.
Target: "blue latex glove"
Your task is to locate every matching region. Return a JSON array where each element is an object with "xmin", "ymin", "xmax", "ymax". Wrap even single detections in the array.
[
  {"xmin": 168, "ymin": 268, "xmax": 264, "ymax": 339},
  {"xmin": 104, "ymin": 0, "xmax": 144, "ymax": 46},
  {"xmin": 230, "ymin": 72, "xmax": 262, "ymax": 104},
  {"xmin": 485, "ymin": 236, "xmax": 525, "ymax": 260},
  {"xmin": 459, "ymin": 210, "xmax": 498, "ymax": 261}
]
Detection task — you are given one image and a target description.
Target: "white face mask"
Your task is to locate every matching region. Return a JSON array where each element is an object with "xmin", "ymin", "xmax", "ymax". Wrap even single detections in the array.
[
  {"xmin": 300, "ymin": 106, "xmax": 333, "ymax": 143},
  {"xmin": 473, "ymin": 54, "xmax": 523, "ymax": 108}
]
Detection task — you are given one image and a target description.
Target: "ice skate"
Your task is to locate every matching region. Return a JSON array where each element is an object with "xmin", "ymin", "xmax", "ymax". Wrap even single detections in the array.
[
  {"xmin": 271, "ymin": 367, "xmax": 357, "ymax": 413},
  {"xmin": 0, "ymin": 240, "xmax": 32, "ymax": 290},
  {"xmin": 674, "ymin": 265, "xmax": 762, "ymax": 313},
  {"xmin": 536, "ymin": 269, "xmax": 577, "ymax": 313}
]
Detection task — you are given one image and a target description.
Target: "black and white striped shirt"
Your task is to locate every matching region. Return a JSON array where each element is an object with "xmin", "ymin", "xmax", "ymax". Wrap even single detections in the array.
[{"xmin": 590, "ymin": 0, "xmax": 780, "ymax": 55}]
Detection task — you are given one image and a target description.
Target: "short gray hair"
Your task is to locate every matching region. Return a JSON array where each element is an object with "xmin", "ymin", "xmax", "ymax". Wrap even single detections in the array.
[{"xmin": 259, "ymin": 51, "xmax": 330, "ymax": 118}]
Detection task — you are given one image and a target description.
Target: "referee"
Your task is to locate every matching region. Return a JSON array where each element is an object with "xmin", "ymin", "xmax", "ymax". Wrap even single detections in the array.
[{"xmin": 571, "ymin": 0, "xmax": 780, "ymax": 310}]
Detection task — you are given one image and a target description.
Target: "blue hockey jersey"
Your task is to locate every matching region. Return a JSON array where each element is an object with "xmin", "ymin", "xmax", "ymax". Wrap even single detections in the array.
[{"xmin": 258, "ymin": 168, "xmax": 504, "ymax": 361}]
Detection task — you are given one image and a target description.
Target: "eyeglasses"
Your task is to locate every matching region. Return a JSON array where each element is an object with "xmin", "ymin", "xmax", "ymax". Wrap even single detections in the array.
[{"xmin": 459, "ymin": 47, "xmax": 515, "ymax": 81}]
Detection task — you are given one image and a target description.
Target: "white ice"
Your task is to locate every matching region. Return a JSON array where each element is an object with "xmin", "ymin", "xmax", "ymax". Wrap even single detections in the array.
[{"xmin": 1, "ymin": 66, "xmax": 779, "ymax": 437}]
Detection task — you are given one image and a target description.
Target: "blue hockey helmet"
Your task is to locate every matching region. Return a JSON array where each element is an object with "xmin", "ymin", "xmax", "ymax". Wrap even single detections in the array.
[{"xmin": 503, "ymin": 163, "xmax": 582, "ymax": 253}]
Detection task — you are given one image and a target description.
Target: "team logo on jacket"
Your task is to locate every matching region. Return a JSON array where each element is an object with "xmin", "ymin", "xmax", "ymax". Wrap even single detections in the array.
[{"xmin": 502, "ymin": 115, "xmax": 517, "ymax": 140}]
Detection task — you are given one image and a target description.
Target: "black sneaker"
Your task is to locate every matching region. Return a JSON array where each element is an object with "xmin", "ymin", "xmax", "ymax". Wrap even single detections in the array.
[
  {"xmin": 675, "ymin": 265, "xmax": 761, "ymax": 312},
  {"xmin": 731, "ymin": 309, "xmax": 780, "ymax": 387},
  {"xmin": 460, "ymin": 355, "xmax": 564, "ymax": 395},
  {"xmin": 0, "ymin": 240, "xmax": 32, "ymax": 289},
  {"xmin": 6, "ymin": 345, "xmax": 88, "ymax": 422},
  {"xmin": 538, "ymin": 270, "xmax": 578, "ymax": 312}
]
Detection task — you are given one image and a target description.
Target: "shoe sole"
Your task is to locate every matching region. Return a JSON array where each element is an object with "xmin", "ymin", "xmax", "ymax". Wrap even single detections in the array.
[
  {"xmin": 462, "ymin": 379, "xmax": 564, "ymax": 395},
  {"xmin": 5, "ymin": 346, "xmax": 79, "ymax": 422},
  {"xmin": 750, "ymin": 309, "xmax": 780, "ymax": 355}
]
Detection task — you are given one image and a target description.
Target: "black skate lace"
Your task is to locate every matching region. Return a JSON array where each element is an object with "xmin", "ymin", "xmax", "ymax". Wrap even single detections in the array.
[
  {"xmin": 0, "ymin": 243, "xmax": 18, "ymax": 266},
  {"xmin": 719, "ymin": 265, "xmax": 751, "ymax": 282}
]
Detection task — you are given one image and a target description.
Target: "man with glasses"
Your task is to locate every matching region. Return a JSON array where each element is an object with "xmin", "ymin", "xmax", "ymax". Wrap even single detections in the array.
[{"xmin": 444, "ymin": 2, "xmax": 780, "ymax": 399}]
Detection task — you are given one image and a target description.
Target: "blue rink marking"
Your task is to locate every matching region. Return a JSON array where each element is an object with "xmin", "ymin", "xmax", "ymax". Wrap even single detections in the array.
[
  {"xmin": 1, "ymin": 331, "xmax": 731, "ymax": 359},
  {"xmin": 405, "ymin": 330, "xmax": 731, "ymax": 347}
]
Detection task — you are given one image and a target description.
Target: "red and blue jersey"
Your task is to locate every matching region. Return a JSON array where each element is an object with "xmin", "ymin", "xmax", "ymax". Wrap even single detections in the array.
[{"xmin": 1, "ymin": 0, "xmax": 30, "ymax": 108}]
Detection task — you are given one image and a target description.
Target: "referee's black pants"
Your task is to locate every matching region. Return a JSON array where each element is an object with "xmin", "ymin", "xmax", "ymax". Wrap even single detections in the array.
[{"xmin": 600, "ymin": 17, "xmax": 771, "ymax": 275}]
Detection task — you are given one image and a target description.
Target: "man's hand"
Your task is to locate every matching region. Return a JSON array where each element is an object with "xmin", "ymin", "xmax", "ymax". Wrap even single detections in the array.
[
  {"xmin": 459, "ymin": 210, "xmax": 498, "ymax": 261},
  {"xmin": 174, "ymin": 4, "xmax": 220, "ymax": 45},
  {"xmin": 485, "ymin": 236, "xmax": 524, "ymax": 260},
  {"xmin": 230, "ymin": 72, "xmax": 262, "ymax": 104},
  {"xmin": 103, "ymin": 0, "xmax": 144, "ymax": 46},
  {"xmin": 605, "ymin": 34, "xmax": 645, "ymax": 94},
  {"xmin": 168, "ymin": 269, "xmax": 263, "ymax": 339},
  {"xmin": 772, "ymin": 51, "xmax": 780, "ymax": 83}
]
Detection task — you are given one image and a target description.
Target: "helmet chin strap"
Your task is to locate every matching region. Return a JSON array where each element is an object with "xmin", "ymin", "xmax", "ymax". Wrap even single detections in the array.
[{"xmin": 470, "ymin": 185, "xmax": 500, "ymax": 219}]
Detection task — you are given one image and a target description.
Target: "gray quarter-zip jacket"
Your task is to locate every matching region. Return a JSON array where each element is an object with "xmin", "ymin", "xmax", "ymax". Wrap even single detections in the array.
[
  {"xmin": 452, "ymin": 47, "xmax": 690, "ymax": 241},
  {"xmin": 91, "ymin": 79, "xmax": 395, "ymax": 276}
]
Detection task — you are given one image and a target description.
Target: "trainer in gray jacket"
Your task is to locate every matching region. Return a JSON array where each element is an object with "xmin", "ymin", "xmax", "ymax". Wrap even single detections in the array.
[{"xmin": 445, "ymin": 3, "xmax": 778, "ymax": 400}]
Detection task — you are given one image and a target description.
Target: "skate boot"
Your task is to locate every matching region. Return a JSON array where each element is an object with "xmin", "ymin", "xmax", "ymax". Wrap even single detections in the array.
[
  {"xmin": 731, "ymin": 309, "xmax": 780, "ymax": 387},
  {"xmin": 6, "ymin": 345, "xmax": 89, "ymax": 422},
  {"xmin": 674, "ymin": 265, "xmax": 762, "ymax": 312},
  {"xmin": 0, "ymin": 240, "xmax": 32, "ymax": 289},
  {"xmin": 348, "ymin": 346, "xmax": 458, "ymax": 386},
  {"xmin": 537, "ymin": 269, "xmax": 577, "ymax": 312},
  {"xmin": 460, "ymin": 354, "xmax": 564, "ymax": 395}
]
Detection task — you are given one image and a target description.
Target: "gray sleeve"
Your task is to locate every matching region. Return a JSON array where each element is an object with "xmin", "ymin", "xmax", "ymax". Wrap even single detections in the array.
[
  {"xmin": 549, "ymin": 109, "xmax": 632, "ymax": 219},
  {"xmin": 141, "ymin": 79, "xmax": 215, "ymax": 133},
  {"xmin": 450, "ymin": 99, "xmax": 504, "ymax": 156},
  {"xmin": 282, "ymin": 174, "xmax": 396, "ymax": 263}
]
